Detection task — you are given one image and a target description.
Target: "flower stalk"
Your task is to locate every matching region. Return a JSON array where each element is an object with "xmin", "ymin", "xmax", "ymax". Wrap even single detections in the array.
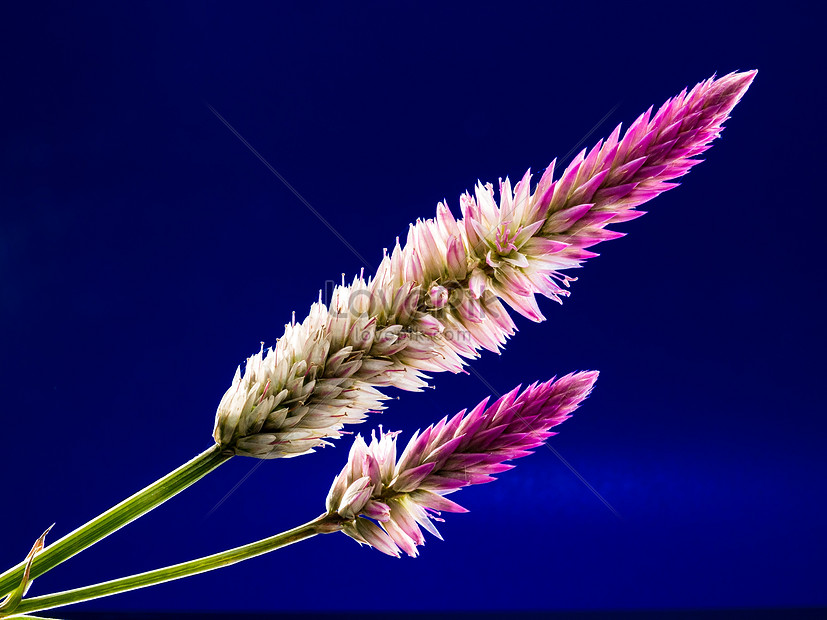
[
  {"xmin": 0, "ymin": 446, "xmax": 231, "ymax": 599},
  {"xmin": 6, "ymin": 513, "xmax": 341, "ymax": 617}
]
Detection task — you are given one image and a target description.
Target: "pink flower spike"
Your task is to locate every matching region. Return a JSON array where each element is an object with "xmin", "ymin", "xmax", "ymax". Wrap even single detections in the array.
[
  {"xmin": 327, "ymin": 372, "xmax": 598, "ymax": 557},
  {"xmin": 214, "ymin": 72, "xmax": 754, "ymax": 460}
]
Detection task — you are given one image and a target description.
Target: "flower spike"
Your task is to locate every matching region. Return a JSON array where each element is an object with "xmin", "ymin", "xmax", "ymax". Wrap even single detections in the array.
[
  {"xmin": 214, "ymin": 71, "xmax": 755, "ymax": 459},
  {"xmin": 326, "ymin": 372, "xmax": 599, "ymax": 556}
]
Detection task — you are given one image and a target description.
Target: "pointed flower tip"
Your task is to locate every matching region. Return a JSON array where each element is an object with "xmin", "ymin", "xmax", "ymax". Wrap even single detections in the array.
[
  {"xmin": 729, "ymin": 69, "xmax": 757, "ymax": 92},
  {"xmin": 713, "ymin": 69, "xmax": 758, "ymax": 104},
  {"xmin": 578, "ymin": 370, "xmax": 600, "ymax": 395},
  {"xmin": 579, "ymin": 369, "xmax": 600, "ymax": 384}
]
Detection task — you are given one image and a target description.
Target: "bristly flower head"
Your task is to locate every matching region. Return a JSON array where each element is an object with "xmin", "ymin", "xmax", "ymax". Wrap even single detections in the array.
[
  {"xmin": 325, "ymin": 371, "xmax": 598, "ymax": 557},
  {"xmin": 214, "ymin": 71, "xmax": 755, "ymax": 459}
]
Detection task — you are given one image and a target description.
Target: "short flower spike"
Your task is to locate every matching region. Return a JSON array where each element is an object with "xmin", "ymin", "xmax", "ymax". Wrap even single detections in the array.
[{"xmin": 326, "ymin": 372, "xmax": 598, "ymax": 557}]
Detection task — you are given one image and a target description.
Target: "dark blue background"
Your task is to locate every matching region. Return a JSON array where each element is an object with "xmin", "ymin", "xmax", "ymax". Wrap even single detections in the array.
[{"xmin": 1, "ymin": 1, "xmax": 824, "ymax": 614}]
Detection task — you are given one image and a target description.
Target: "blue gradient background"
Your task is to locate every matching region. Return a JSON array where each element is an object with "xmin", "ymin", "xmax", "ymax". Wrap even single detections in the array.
[{"xmin": 1, "ymin": 1, "xmax": 824, "ymax": 614}]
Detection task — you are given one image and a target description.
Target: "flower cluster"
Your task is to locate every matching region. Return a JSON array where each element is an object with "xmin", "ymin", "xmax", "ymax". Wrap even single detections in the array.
[
  {"xmin": 213, "ymin": 71, "xmax": 755, "ymax": 459},
  {"xmin": 325, "ymin": 372, "xmax": 598, "ymax": 557}
]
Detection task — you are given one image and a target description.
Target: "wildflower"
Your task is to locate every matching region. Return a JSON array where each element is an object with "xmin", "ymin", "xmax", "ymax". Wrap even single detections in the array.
[
  {"xmin": 214, "ymin": 72, "xmax": 755, "ymax": 459},
  {"xmin": 326, "ymin": 372, "xmax": 599, "ymax": 556}
]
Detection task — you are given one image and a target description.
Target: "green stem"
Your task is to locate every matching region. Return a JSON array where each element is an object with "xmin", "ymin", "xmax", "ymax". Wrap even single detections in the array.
[
  {"xmin": 10, "ymin": 514, "xmax": 341, "ymax": 616},
  {"xmin": 0, "ymin": 445, "xmax": 231, "ymax": 598}
]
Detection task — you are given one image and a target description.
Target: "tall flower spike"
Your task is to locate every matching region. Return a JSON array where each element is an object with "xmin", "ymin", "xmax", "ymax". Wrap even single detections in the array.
[
  {"xmin": 326, "ymin": 372, "xmax": 598, "ymax": 557},
  {"xmin": 214, "ymin": 71, "xmax": 755, "ymax": 458}
]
